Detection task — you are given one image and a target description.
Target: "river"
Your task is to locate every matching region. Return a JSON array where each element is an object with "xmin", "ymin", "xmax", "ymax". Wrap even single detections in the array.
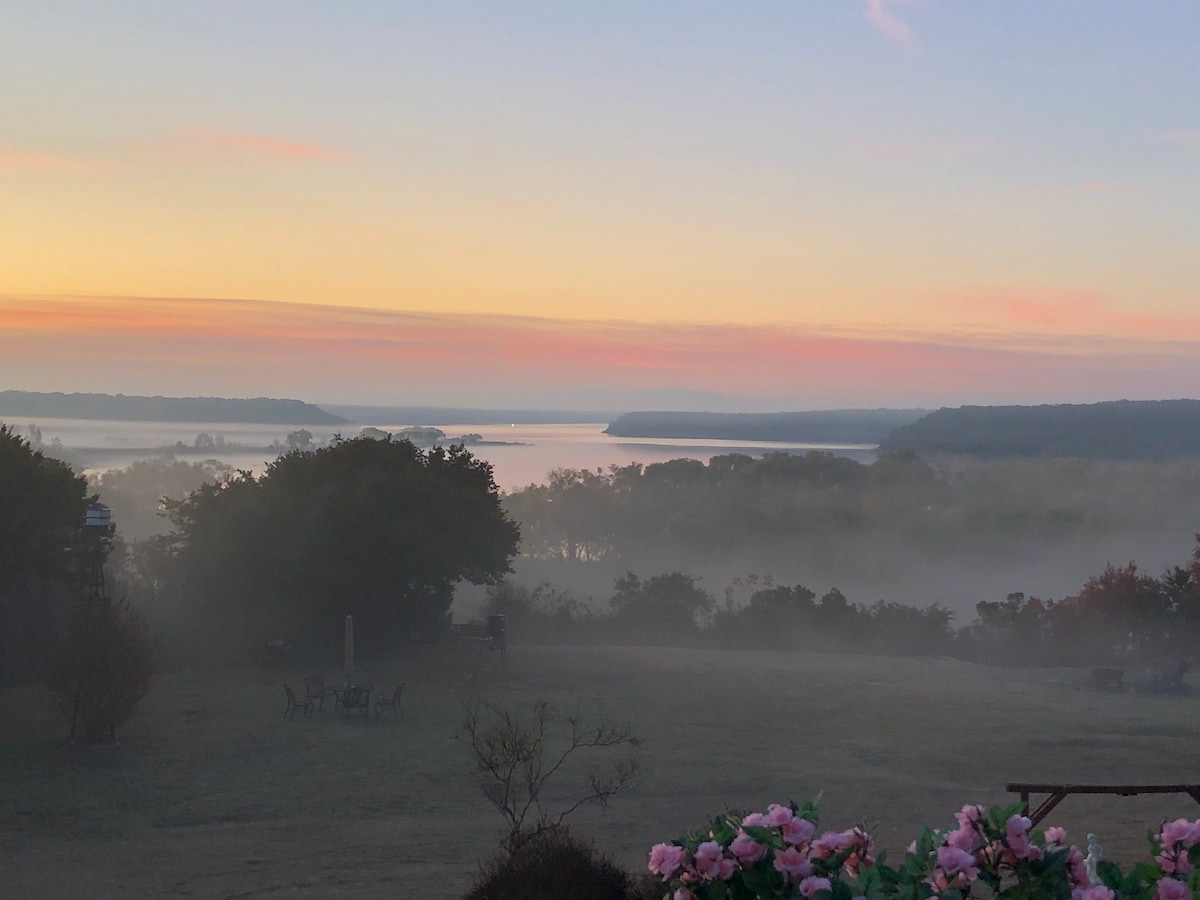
[{"xmin": 13, "ymin": 418, "xmax": 877, "ymax": 491}]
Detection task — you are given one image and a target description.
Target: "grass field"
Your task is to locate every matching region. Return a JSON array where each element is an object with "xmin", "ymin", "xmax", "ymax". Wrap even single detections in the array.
[{"xmin": 3, "ymin": 643, "xmax": 1200, "ymax": 899}]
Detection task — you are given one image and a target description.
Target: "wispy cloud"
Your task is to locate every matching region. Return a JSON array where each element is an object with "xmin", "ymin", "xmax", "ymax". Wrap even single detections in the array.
[
  {"xmin": 0, "ymin": 146, "xmax": 105, "ymax": 174},
  {"xmin": 168, "ymin": 130, "xmax": 346, "ymax": 162},
  {"xmin": 4, "ymin": 295, "xmax": 1200, "ymax": 410},
  {"xmin": 1159, "ymin": 129, "xmax": 1200, "ymax": 149},
  {"xmin": 947, "ymin": 290, "xmax": 1200, "ymax": 343},
  {"xmin": 864, "ymin": 0, "xmax": 916, "ymax": 46}
]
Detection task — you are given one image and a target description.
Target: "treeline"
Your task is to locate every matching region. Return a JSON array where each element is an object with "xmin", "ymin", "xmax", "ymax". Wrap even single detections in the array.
[
  {"xmin": 481, "ymin": 534, "xmax": 1200, "ymax": 666},
  {"xmin": 483, "ymin": 573, "xmax": 956, "ymax": 657},
  {"xmin": 603, "ymin": 409, "xmax": 926, "ymax": 442},
  {"xmin": 502, "ymin": 450, "xmax": 1200, "ymax": 572},
  {"xmin": 880, "ymin": 399, "xmax": 1200, "ymax": 460}
]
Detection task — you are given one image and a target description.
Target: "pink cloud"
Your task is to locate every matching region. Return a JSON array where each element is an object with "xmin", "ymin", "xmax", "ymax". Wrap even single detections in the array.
[
  {"xmin": 170, "ymin": 130, "xmax": 346, "ymax": 162},
  {"xmin": 4, "ymin": 294, "xmax": 1200, "ymax": 409},
  {"xmin": 1159, "ymin": 129, "xmax": 1200, "ymax": 149},
  {"xmin": 0, "ymin": 146, "xmax": 104, "ymax": 174},
  {"xmin": 864, "ymin": 0, "xmax": 916, "ymax": 46},
  {"xmin": 947, "ymin": 290, "xmax": 1200, "ymax": 342}
]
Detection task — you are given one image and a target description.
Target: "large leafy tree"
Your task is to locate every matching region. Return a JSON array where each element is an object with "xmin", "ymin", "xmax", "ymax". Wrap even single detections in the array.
[
  {"xmin": 154, "ymin": 437, "xmax": 520, "ymax": 659},
  {"xmin": 0, "ymin": 424, "xmax": 94, "ymax": 684}
]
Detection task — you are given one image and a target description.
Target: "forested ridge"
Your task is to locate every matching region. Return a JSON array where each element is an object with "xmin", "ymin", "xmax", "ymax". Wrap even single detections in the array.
[
  {"xmin": 880, "ymin": 399, "xmax": 1200, "ymax": 459},
  {"xmin": 604, "ymin": 409, "xmax": 927, "ymax": 442},
  {"xmin": 0, "ymin": 390, "xmax": 349, "ymax": 425}
]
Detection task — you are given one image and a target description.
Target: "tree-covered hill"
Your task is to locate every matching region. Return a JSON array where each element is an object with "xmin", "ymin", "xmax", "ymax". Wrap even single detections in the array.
[
  {"xmin": 0, "ymin": 391, "xmax": 349, "ymax": 425},
  {"xmin": 604, "ymin": 409, "xmax": 927, "ymax": 443},
  {"xmin": 879, "ymin": 399, "xmax": 1200, "ymax": 459}
]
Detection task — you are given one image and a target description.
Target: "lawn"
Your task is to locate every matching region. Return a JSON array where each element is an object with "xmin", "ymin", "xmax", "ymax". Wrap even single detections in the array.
[{"xmin": 3, "ymin": 643, "xmax": 1199, "ymax": 899}]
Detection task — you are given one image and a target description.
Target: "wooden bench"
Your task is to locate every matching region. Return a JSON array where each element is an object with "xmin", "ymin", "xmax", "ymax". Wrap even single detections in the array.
[{"xmin": 1007, "ymin": 783, "xmax": 1200, "ymax": 825}]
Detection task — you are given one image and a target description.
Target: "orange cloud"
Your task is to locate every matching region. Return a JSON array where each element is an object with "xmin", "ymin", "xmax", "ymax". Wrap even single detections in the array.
[
  {"xmin": 0, "ymin": 146, "xmax": 104, "ymax": 174},
  {"xmin": 169, "ymin": 130, "xmax": 346, "ymax": 162}
]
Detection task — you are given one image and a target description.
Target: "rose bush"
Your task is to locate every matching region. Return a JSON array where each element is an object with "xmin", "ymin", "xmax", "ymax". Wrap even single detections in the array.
[{"xmin": 647, "ymin": 802, "xmax": 1200, "ymax": 900}]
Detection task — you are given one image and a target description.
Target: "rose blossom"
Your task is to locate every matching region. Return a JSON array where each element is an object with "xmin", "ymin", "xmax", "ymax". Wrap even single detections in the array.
[
  {"xmin": 1044, "ymin": 826, "xmax": 1067, "ymax": 845},
  {"xmin": 1071, "ymin": 887, "xmax": 1115, "ymax": 900},
  {"xmin": 799, "ymin": 875, "xmax": 833, "ymax": 898},
  {"xmin": 673, "ymin": 890, "xmax": 697, "ymax": 900},
  {"xmin": 741, "ymin": 812, "xmax": 768, "ymax": 829},
  {"xmin": 1156, "ymin": 851, "xmax": 1192, "ymax": 876},
  {"xmin": 694, "ymin": 841, "xmax": 725, "ymax": 880},
  {"xmin": 774, "ymin": 845, "xmax": 813, "ymax": 883},
  {"xmin": 811, "ymin": 830, "xmax": 851, "ymax": 859},
  {"xmin": 649, "ymin": 843, "xmax": 686, "ymax": 879},
  {"xmin": 765, "ymin": 804, "xmax": 795, "ymax": 827},
  {"xmin": 1006, "ymin": 815, "xmax": 1033, "ymax": 838},
  {"xmin": 783, "ymin": 816, "xmax": 816, "ymax": 846},
  {"xmin": 1153, "ymin": 877, "xmax": 1193, "ymax": 900},
  {"xmin": 956, "ymin": 805, "xmax": 985, "ymax": 828},
  {"xmin": 937, "ymin": 846, "xmax": 978, "ymax": 875},
  {"xmin": 730, "ymin": 830, "xmax": 767, "ymax": 864},
  {"xmin": 1162, "ymin": 820, "xmax": 1200, "ymax": 848},
  {"xmin": 945, "ymin": 826, "xmax": 980, "ymax": 853}
]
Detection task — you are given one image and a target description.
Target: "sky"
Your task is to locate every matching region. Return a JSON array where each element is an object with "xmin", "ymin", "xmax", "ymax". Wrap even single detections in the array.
[{"xmin": 2, "ymin": 1, "xmax": 1199, "ymax": 412}]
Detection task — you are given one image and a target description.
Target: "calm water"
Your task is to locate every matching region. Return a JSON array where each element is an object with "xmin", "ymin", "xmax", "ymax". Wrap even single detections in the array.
[{"xmin": 13, "ymin": 418, "xmax": 877, "ymax": 492}]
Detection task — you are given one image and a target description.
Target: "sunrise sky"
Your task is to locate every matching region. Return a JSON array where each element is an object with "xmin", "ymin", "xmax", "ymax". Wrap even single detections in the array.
[{"xmin": 3, "ymin": 2, "xmax": 1199, "ymax": 411}]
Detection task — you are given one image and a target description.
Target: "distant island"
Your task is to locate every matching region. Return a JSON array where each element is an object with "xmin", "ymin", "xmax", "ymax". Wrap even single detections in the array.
[
  {"xmin": 0, "ymin": 391, "xmax": 350, "ymax": 426},
  {"xmin": 604, "ymin": 409, "xmax": 928, "ymax": 444},
  {"xmin": 879, "ymin": 399, "xmax": 1200, "ymax": 460}
]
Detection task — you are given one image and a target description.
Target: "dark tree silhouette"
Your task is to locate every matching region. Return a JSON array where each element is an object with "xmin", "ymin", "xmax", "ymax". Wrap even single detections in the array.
[
  {"xmin": 154, "ymin": 437, "xmax": 520, "ymax": 659},
  {"xmin": 0, "ymin": 424, "xmax": 94, "ymax": 684}
]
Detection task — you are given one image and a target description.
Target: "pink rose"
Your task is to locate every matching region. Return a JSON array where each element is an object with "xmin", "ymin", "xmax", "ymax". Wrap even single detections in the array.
[
  {"xmin": 1162, "ymin": 820, "xmax": 1200, "ymax": 848},
  {"xmin": 811, "ymin": 831, "xmax": 850, "ymax": 859},
  {"xmin": 694, "ymin": 841, "xmax": 725, "ymax": 880},
  {"xmin": 649, "ymin": 843, "xmax": 686, "ymax": 879},
  {"xmin": 937, "ymin": 846, "xmax": 978, "ymax": 875},
  {"xmin": 741, "ymin": 812, "xmax": 768, "ymax": 829},
  {"xmin": 674, "ymin": 890, "xmax": 697, "ymax": 900},
  {"xmin": 1044, "ymin": 826, "xmax": 1067, "ymax": 845},
  {"xmin": 799, "ymin": 875, "xmax": 833, "ymax": 898},
  {"xmin": 717, "ymin": 857, "xmax": 736, "ymax": 880},
  {"xmin": 1153, "ymin": 878, "xmax": 1192, "ymax": 900},
  {"xmin": 1156, "ymin": 852, "xmax": 1192, "ymax": 876},
  {"xmin": 945, "ymin": 826, "xmax": 981, "ymax": 853},
  {"xmin": 766, "ymin": 804, "xmax": 795, "ymax": 827},
  {"xmin": 774, "ymin": 845, "xmax": 813, "ymax": 883},
  {"xmin": 1071, "ymin": 887, "xmax": 1115, "ymax": 900},
  {"xmin": 783, "ymin": 816, "xmax": 816, "ymax": 846},
  {"xmin": 956, "ymin": 805, "xmax": 985, "ymax": 828},
  {"xmin": 730, "ymin": 831, "xmax": 767, "ymax": 864},
  {"xmin": 1006, "ymin": 815, "xmax": 1033, "ymax": 839}
]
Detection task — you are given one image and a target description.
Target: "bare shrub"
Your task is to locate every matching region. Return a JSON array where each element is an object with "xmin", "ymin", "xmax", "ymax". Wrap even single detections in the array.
[{"xmin": 456, "ymin": 697, "xmax": 640, "ymax": 854}]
